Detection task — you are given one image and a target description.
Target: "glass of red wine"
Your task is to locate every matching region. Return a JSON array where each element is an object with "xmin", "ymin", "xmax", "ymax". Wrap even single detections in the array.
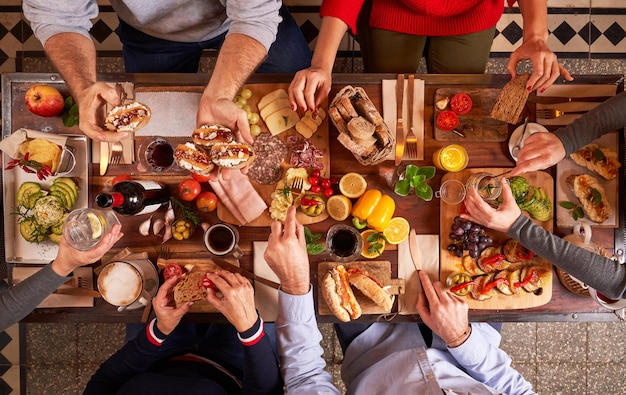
[
  {"xmin": 326, "ymin": 224, "xmax": 363, "ymax": 263},
  {"xmin": 137, "ymin": 137, "xmax": 177, "ymax": 172}
]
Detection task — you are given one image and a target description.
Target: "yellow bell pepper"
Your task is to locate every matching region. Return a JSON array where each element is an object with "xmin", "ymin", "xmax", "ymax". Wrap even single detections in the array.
[{"xmin": 351, "ymin": 189, "xmax": 395, "ymax": 232}]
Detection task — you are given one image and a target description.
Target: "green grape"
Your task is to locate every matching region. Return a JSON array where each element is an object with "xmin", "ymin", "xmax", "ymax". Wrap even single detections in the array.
[
  {"xmin": 248, "ymin": 112, "xmax": 260, "ymax": 125},
  {"xmin": 240, "ymin": 88, "xmax": 253, "ymax": 99}
]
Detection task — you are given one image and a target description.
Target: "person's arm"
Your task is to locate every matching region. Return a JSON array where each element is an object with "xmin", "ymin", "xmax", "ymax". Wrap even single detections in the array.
[
  {"xmin": 508, "ymin": 0, "xmax": 572, "ymax": 92},
  {"xmin": 239, "ymin": 317, "xmax": 284, "ymax": 395}
]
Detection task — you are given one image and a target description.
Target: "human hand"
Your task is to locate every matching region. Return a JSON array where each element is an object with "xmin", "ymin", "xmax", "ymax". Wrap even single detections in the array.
[
  {"xmin": 265, "ymin": 206, "xmax": 310, "ymax": 295},
  {"xmin": 288, "ymin": 67, "xmax": 332, "ymax": 113},
  {"xmin": 461, "ymin": 180, "xmax": 522, "ymax": 233},
  {"xmin": 153, "ymin": 275, "xmax": 192, "ymax": 335},
  {"xmin": 415, "ymin": 270, "xmax": 469, "ymax": 345},
  {"xmin": 205, "ymin": 271, "xmax": 258, "ymax": 332},
  {"xmin": 52, "ymin": 224, "xmax": 123, "ymax": 277},
  {"xmin": 509, "ymin": 132, "xmax": 566, "ymax": 177},
  {"xmin": 507, "ymin": 38, "xmax": 573, "ymax": 92},
  {"xmin": 76, "ymin": 82, "xmax": 128, "ymax": 142}
]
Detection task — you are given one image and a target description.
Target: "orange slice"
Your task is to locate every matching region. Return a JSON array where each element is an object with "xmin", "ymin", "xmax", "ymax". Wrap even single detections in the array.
[
  {"xmin": 326, "ymin": 195, "xmax": 352, "ymax": 221},
  {"xmin": 338, "ymin": 173, "xmax": 367, "ymax": 199},
  {"xmin": 361, "ymin": 229, "xmax": 386, "ymax": 259},
  {"xmin": 382, "ymin": 217, "xmax": 410, "ymax": 244}
]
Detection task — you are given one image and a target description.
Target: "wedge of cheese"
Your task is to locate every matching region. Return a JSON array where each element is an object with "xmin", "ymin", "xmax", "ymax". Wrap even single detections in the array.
[
  {"xmin": 260, "ymin": 98, "xmax": 291, "ymax": 120},
  {"xmin": 258, "ymin": 89, "xmax": 288, "ymax": 111},
  {"xmin": 266, "ymin": 108, "xmax": 299, "ymax": 135}
]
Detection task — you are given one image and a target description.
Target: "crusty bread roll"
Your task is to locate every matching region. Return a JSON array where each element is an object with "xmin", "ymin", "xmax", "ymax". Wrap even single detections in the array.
[
  {"xmin": 174, "ymin": 143, "xmax": 215, "ymax": 175},
  {"xmin": 322, "ymin": 265, "xmax": 362, "ymax": 322},
  {"xmin": 569, "ymin": 144, "xmax": 621, "ymax": 180},
  {"xmin": 567, "ymin": 174, "xmax": 611, "ymax": 223},
  {"xmin": 105, "ymin": 101, "xmax": 151, "ymax": 132},
  {"xmin": 347, "ymin": 116, "xmax": 375, "ymax": 139},
  {"xmin": 347, "ymin": 269, "xmax": 394, "ymax": 312}
]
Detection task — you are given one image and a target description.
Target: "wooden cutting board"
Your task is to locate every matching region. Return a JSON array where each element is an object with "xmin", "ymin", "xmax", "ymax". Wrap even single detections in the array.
[
  {"xmin": 439, "ymin": 168, "xmax": 554, "ymax": 309},
  {"xmin": 158, "ymin": 257, "xmax": 238, "ymax": 313},
  {"xmin": 434, "ymin": 88, "xmax": 509, "ymax": 142},
  {"xmin": 317, "ymin": 261, "xmax": 404, "ymax": 318},
  {"xmin": 217, "ymin": 83, "xmax": 330, "ymax": 227}
]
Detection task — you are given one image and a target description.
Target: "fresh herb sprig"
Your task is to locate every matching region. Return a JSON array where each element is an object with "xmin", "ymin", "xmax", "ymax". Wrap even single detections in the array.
[
  {"xmin": 560, "ymin": 201, "xmax": 585, "ymax": 220},
  {"xmin": 170, "ymin": 196, "xmax": 202, "ymax": 226},
  {"xmin": 304, "ymin": 226, "xmax": 325, "ymax": 255},
  {"xmin": 365, "ymin": 231, "xmax": 387, "ymax": 255}
]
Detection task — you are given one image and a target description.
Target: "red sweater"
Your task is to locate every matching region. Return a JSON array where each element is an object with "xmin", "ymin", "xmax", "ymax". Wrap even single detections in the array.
[{"xmin": 321, "ymin": 0, "xmax": 516, "ymax": 37}]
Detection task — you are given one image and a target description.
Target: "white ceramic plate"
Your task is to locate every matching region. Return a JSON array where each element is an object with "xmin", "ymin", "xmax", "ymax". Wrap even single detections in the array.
[{"xmin": 508, "ymin": 122, "xmax": 549, "ymax": 161}]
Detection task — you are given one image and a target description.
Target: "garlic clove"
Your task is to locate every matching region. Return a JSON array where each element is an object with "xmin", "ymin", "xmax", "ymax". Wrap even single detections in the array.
[
  {"xmin": 162, "ymin": 225, "xmax": 173, "ymax": 244},
  {"xmin": 152, "ymin": 219, "xmax": 165, "ymax": 236},
  {"xmin": 139, "ymin": 216, "xmax": 152, "ymax": 236},
  {"xmin": 164, "ymin": 202, "xmax": 175, "ymax": 225}
]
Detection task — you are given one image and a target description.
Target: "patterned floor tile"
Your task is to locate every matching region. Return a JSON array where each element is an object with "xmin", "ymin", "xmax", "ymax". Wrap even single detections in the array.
[
  {"xmin": 537, "ymin": 322, "xmax": 587, "ymax": 362},
  {"xmin": 590, "ymin": 14, "xmax": 626, "ymax": 56},
  {"xmin": 536, "ymin": 362, "xmax": 587, "ymax": 394}
]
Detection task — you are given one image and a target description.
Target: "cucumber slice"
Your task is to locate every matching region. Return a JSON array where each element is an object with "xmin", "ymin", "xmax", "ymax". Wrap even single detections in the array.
[
  {"xmin": 54, "ymin": 177, "xmax": 78, "ymax": 201},
  {"xmin": 19, "ymin": 218, "xmax": 46, "ymax": 243},
  {"xmin": 16, "ymin": 182, "xmax": 41, "ymax": 207}
]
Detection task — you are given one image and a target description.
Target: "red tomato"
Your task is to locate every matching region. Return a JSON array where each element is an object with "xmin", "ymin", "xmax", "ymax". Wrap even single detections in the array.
[
  {"xmin": 330, "ymin": 176, "xmax": 340, "ymax": 185},
  {"xmin": 112, "ymin": 174, "xmax": 132, "ymax": 185},
  {"xmin": 450, "ymin": 93, "xmax": 473, "ymax": 115},
  {"xmin": 436, "ymin": 110, "xmax": 459, "ymax": 131},
  {"xmin": 178, "ymin": 179, "xmax": 202, "ymax": 201},
  {"xmin": 320, "ymin": 178, "xmax": 332, "ymax": 189},
  {"xmin": 310, "ymin": 185, "xmax": 322, "ymax": 193},
  {"xmin": 308, "ymin": 176, "xmax": 320, "ymax": 186},
  {"xmin": 311, "ymin": 169, "xmax": 321, "ymax": 178},
  {"xmin": 201, "ymin": 273, "xmax": 216, "ymax": 290},
  {"xmin": 191, "ymin": 172, "xmax": 212, "ymax": 183},
  {"xmin": 196, "ymin": 191, "xmax": 218, "ymax": 212},
  {"xmin": 163, "ymin": 263, "xmax": 183, "ymax": 280},
  {"xmin": 323, "ymin": 188, "xmax": 334, "ymax": 198}
]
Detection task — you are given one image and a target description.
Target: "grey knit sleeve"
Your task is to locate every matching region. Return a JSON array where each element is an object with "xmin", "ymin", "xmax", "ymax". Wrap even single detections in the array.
[
  {"xmin": 0, "ymin": 264, "xmax": 69, "ymax": 331},
  {"xmin": 507, "ymin": 215, "xmax": 626, "ymax": 300}
]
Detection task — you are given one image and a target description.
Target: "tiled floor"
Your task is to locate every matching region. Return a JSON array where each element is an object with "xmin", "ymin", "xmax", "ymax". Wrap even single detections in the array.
[{"xmin": 1, "ymin": 2, "xmax": 626, "ymax": 394}]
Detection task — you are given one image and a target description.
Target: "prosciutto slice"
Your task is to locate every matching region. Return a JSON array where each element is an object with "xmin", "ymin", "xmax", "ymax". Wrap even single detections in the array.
[{"xmin": 209, "ymin": 170, "xmax": 267, "ymax": 225}]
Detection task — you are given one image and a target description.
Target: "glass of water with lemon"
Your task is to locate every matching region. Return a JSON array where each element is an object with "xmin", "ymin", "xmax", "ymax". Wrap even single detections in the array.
[{"xmin": 63, "ymin": 208, "xmax": 120, "ymax": 250}]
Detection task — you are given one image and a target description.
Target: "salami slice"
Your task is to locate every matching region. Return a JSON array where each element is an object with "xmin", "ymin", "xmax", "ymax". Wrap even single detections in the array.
[{"xmin": 248, "ymin": 133, "xmax": 288, "ymax": 184}]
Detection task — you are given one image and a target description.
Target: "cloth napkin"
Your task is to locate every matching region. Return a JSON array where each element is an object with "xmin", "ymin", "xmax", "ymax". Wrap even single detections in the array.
[
  {"xmin": 252, "ymin": 241, "xmax": 280, "ymax": 322},
  {"xmin": 0, "ymin": 128, "xmax": 68, "ymax": 159},
  {"xmin": 11, "ymin": 267, "xmax": 94, "ymax": 308},
  {"xmin": 134, "ymin": 90, "xmax": 202, "ymax": 137},
  {"xmin": 397, "ymin": 235, "xmax": 439, "ymax": 315},
  {"xmin": 536, "ymin": 84, "xmax": 617, "ymax": 126},
  {"xmin": 382, "ymin": 78, "xmax": 425, "ymax": 160}
]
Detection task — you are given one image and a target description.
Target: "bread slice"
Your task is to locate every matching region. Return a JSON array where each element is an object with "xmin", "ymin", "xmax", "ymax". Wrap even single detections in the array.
[
  {"xmin": 569, "ymin": 144, "xmax": 621, "ymax": 180},
  {"xmin": 567, "ymin": 174, "xmax": 611, "ymax": 223},
  {"xmin": 174, "ymin": 271, "xmax": 207, "ymax": 305},
  {"xmin": 337, "ymin": 133, "xmax": 377, "ymax": 157},
  {"xmin": 490, "ymin": 73, "xmax": 530, "ymax": 124},
  {"xmin": 373, "ymin": 123, "xmax": 391, "ymax": 147},
  {"xmin": 336, "ymin": 97, "xmax": 359, "ymax": 122},
  {"xmin": 352, "ymin": 91, "xmax": 384, "ymax": 125},
  {"xmin": 347, "ymin": 116, "xmax": 376, "ymax": 139}
]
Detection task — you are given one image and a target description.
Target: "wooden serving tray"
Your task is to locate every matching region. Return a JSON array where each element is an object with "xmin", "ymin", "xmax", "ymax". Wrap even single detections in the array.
[
  {"xmin": 439, "ymin": 168, "xmax": 554, "ymax": 309},
  {"xmin": 217, "ymin": 83, "xmax": 330, "ymax": 227},
  {"xmin": 158, "ymin": 257, "xmax": 238, "ymax": 313},
  {"xmin": 317, "ymin": 261, "xmax": 404, "ymax": 318},
  {"xmin": 434, "ymin": 88, "xmax": 508, "ymax": 142}
]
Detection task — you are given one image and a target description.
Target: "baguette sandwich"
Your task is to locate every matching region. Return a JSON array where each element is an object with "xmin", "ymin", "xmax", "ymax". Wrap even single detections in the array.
[
  {"xmin": 105, "ymin": 101, "xmax": 151, "ymax": 132},
  {"xmin": 174, "ymin": 142, "xmax": 215, "ymax": 175}
]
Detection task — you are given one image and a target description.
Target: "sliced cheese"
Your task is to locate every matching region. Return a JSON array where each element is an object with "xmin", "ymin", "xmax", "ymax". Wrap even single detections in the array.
[
  {"xmin": 296, "ymin": 120, "xmax": 315, "ymax": 138},
  {"xmin": 260, "ymin": 98, "xmax": 291, "ymax": 121},
  {"xmin": 266, "ymin": 108, "xmax": 300, "ymax": 136},
  {"xmin": 301, "ymin": 115, "xmax": 318, "ymax": 131},
  {"xmin": 305, "ymin": 110, "xmax": 323, "ymax": 126},
  {"xmin": 258, "ymin": 88, "xmax": 288, "ymax": 111}
]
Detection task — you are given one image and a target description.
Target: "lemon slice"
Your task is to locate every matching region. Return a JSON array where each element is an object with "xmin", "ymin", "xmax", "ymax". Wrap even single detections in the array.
[
  {"xmin": 86, "ymin": 211, "xmax": 104, "ymax": 239},
  {"xmin": 326, "ymin": 195, "xmax": 352, "ymax": 221},
  {"xmin": 338, "ymin": 173, "xmax": 367, "ymax": 199},
  {"xmin": 361, "ymin": 229, "xmax": 385, "ymax": 258},
  {"xmin": 382, "ymin": 217, "xmax": 410, "ymax": 245}
]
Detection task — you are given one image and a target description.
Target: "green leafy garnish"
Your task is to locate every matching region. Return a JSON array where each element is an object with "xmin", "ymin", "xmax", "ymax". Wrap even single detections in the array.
[
  {"xmin": 394, "ymin": 164, "xmax": 436, "ymax": 201},
  {"xmin": 62, "ymin": 96, "xmax": 79, "ymax": 127},
  {"xmin": 593, "ymin": 148, "xmax": 606, "ymax": 161},
  {"xmin": 170, "ymin": 196, "xmax": 202, "ymax": 226},
  {"xmin": 559, "ymin": 201, "xmax": 575, "ymax": 209},
  {"xmin": 592, "ymin": 188, "xmax": 602, "ymax": 204},
  {"xmin": 304, "ymin": 226, "xmax": 325, "ymax": 255},
  {"xmin": 573, "ymin": 206, "xmax": 584, "ymax": 221}
]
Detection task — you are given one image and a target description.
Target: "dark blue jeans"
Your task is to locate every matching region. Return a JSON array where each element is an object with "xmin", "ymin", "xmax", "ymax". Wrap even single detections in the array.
[{"xmin": 117, "ymin": 5, "xmax": 311, "ymax": 73}]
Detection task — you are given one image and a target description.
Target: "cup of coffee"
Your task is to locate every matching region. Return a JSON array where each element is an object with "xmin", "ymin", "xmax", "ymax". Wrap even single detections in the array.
[
  {"xmin": 326, "ymin": 224, "xmax": 363, "ymax": 263},
  {"xmin": 204, "ymin": 223, "xmax": 243, "ymax": 258},
  {"xmin": 97, "ymin": 259, "xmax": 158, "ymax": 312}
]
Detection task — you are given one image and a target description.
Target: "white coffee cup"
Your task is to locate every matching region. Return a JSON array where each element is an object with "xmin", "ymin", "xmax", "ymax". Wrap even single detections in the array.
[
  {"xmin": 203, "ymin": 223, "xmax": 243, "ymax": 258},
  {"xmin": 97, "ymin": 260, "xmax": 157, "ymax": 312}
]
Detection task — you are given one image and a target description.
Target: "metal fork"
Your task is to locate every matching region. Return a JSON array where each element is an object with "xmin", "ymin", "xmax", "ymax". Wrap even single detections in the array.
[
  {"xmin": 536, "ymin": 108, "xmax": 588, "ymax": 119},
  {"xmin": 158, "ymin": 244, "xmax": 171, "ymax": 261},
  {"xmin": 109, "ymin": 141, "xmax": 124, "ymax": 166},
  {"xmin": 405, "ymin": 128, "xmax": 418, "ymax": 160},
  {"xmin": 290, "ymin": 176, "xmax": 305, "ymax": 196}
]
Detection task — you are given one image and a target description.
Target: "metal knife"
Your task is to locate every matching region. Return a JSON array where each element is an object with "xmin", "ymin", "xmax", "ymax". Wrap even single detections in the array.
[
  {"xmin": 394, "ymin": 74, "xmax": 405, "ymax": 166},
  {"xmin": 212, "ymin": 258, "xmax": 281, "ymax": 289},
  {"xmin": 408, "ymin": 229, "xmax": 422, "ymax": 271},
  {"xmin": 527, "ymin": 95, "xmax": 611, "ymax": 105},
  {"xmin": 99, "ymin": 142, "xmax": 109, "ymax": 176}
]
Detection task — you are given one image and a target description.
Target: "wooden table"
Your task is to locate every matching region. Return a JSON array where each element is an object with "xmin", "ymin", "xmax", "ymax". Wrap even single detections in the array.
[{"xmin": 3, "ymin": 72, "xmax": 625, "ymax": 323}]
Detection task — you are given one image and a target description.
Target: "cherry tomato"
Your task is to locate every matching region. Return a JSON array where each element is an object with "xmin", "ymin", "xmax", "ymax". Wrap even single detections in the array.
[
  {"xmin": 308, "ymin": 176, "xmax": 320, "ymax": 186},
  {"xmin": 311, "ymin": 169, "xmax": 321, "ymax": 178},
  {"xmin": 320, "ymin": 178, "xmax": 332, "ymax": 189},
  {"xmin": 163, "ymin": 263, "xmax": 183, "ymax": 280},
  {"xmin": 436, "ymin": 110, "xmax": 459, "ymax": 131},
  {"xmin": 191, "ymin": 172, "xmax": 212, "ymax": 183},
  {"xmin": 450, "ymin": 93, "xmax": 473, "ymax": 115},
  {"xmin": 323, "ymin": 188, "xmax": 334, "ymax": 198},
  {"xmin": 310, "ymin": 185, "xmax": 322, "ymax": 193},
  {"xmin": 196, "ymin": 191, "xmax": 218, "ymax": 212},
  {"xmin": 178, "ymin": 179, "xmax": 202, "ymax": 201},
  {"xmin": 330, "ymin": 176, "xmax": 340, "ymax": 185},
  {"xmin": 112, "ymin": 174, "xmax": 132, "ymax": 185},
  {"xmin": 201, "ymin": 273, "xmax": 216, "ymax": 290}
]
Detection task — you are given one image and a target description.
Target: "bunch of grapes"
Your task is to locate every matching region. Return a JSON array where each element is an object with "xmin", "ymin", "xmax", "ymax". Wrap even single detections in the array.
[{"xmin": 447, "ymin": 216, "xmax": 493, "ymax": 258}]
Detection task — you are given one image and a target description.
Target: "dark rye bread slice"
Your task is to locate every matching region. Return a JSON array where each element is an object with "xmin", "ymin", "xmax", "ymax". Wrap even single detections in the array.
[
  {"xmin": 174, "ymin": 271, "xmax": 207, "ymax": 305},
  {"xmin": 490, "ymin": 73, "xmax": 530, "ymax": 124}
]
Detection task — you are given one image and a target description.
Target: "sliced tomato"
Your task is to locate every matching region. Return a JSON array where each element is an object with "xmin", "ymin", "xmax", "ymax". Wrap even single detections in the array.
[
  {"xmin": 436, "ymin": 110, "xmax": 459, "ymax": 131},
  {"xmin": 450, "ymin": 93, "xmax": 473, "ymax": 115},
  {"xmin": 201, "ymin": 273, "xmax": 216, "ymax": 289},
  {"xmin": 163, "ymin": 263, "xmax": 183, "ymax": 280}
]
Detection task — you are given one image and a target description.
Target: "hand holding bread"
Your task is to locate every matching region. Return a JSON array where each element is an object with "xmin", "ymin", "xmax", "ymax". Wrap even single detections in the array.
[
  {"xmin": 205, "ymin": 271, "xmax": 258, "ymax": 333},
  {"xmin": 154, "ymin": 275, "xmax": 193, "ymax": 336}
]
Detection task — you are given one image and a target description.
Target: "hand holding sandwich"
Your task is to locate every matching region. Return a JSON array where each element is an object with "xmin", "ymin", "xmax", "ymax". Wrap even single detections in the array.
[
  {"xmin": 416, "ymin": 270, "xmax": 471, "ymax": 348},
  {"xmin": 265, "ymin": 206, "xmax": 310, "ymax": 295},
  {"xmin": 76, "ymin": 82, "xmax": 129, "ymax": 143},
  {"xmin": 205, "ymin": 271, "xmax": 258, "ymax": 333},
  {"xmin": 153, "ymin": 275, "xmax": 193, "ymax": 336}
]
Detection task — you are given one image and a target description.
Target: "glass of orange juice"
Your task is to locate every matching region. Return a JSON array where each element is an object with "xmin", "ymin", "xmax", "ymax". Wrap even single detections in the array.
[{"xmin": 432, "ymin": 144, "xmax": 469, "ymax": 172}]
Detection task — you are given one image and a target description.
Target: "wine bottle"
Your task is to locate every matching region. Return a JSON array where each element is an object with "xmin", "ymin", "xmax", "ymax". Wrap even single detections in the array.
[{"xmin": 95, "ymin": 180, "xmax": 170, "ymax": 215}]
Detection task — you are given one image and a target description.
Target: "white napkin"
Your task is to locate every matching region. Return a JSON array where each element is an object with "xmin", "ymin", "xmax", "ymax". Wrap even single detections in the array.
[
  {"xmin": 252, "ymin": 241, "xmax": 280, "ymax": 322},
  {"xmin": 135, "ymin": 91, "xmax": 202, "ymax": 137},
  {"xmin": 536, "ymin": 84, "xmax": 617, "ymax": 126},
  {"xmin": 382, "ymin": 78, "xmax": 425, "ymax": 160},
  {"xmin": 11, "ymin": 267, "xmax": 94, "ymax": 308},
  {"xmin": 397, "ymin": 235, "xmax": 439, "ymax": 315}
]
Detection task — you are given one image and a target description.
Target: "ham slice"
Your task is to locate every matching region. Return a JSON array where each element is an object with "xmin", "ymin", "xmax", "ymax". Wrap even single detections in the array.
[{"xmin": 209, "ymin": 170, "xmax": 267, "ymax": 225}]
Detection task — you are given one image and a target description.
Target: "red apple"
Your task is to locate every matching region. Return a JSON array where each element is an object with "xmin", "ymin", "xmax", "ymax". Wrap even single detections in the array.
[{"xmin": 24, "ymin": 84, "xmax": 64, "ymax": 117}]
